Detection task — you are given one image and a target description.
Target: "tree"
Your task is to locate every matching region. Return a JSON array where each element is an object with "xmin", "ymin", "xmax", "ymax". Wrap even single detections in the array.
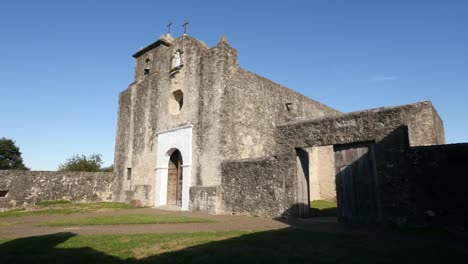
[
  {"xmin": 100, "ymin": 164, "xmax": 114, "ymax": 172},
  {"xmin": 58, "ymin": 154, "xmax": 105, "ymax": 172},
  {"xmin": 0, "ymin": 137, "xmax": 29, "ymax": 170}
]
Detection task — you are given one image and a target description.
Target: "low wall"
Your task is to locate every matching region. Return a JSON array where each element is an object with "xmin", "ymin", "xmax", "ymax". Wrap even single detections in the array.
[
  {"xmin": 220, "ymin": 156, "xmax": 297, "ymax": 217},
  {"xmin": 276, "ymin": 101, "xmax": 444, "ymax": 150},
  {"xmin": 0, "ymin": 170, "xmax": 116, "ymax": 211},
  {"xmin": 272, "ymin": 101, "xmax": 449, "ymax": 225},
  {"xmin": 189, "ymin": 186, "xmax": 221, "ymax": 214},
  {"xmin": 406, "ymin": 143, "xmax": 468, "ymax": 229}
]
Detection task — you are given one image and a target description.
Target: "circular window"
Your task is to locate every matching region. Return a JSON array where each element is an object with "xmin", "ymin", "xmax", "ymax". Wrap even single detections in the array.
[{"xmin": 168, "ymin": 90, "xmax": 184, "ymax": 115}]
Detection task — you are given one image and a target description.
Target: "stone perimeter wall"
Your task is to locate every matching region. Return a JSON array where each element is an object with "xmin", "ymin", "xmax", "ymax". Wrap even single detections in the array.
[
  {"xmin": 0, "ymin": 170, "xmax": 115, "ymax": 211},
  {"xmin": 406, "ymin": 143, "xmax": 468, "ymax": 228},
  {"xmin": 219, "ymin": 101, "xmax": 457, "ymax": 226},
  {"xmin": 275, "ymin": 101, "xmax": 443, "ymax": 151},
  {"xmin": 273, "ymin": 101, "xmax": 450, "ymax": 225},
  {"xmin": 221, "ymin": 156, "xmax": 296, "ymax": 217}
]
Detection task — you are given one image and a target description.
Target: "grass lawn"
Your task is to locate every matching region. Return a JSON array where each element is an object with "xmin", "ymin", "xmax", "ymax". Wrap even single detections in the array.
[
  {"xmin": 310, "ymin": 200, "xmax": 337, "ymax": 217},
  {"xmin": 0, "ymin": 202, "xmax": 137, "ymax": 218},
  {"xmin": 310, "ymin": 200, "xmax": 337, "ymax": 210},
  {"xmin": 37, "ymin": 214, "xmax": 213, "ymax": 226},
  {"xmin": 0, "ymin": 229, "xmax": 466, "ymax": 263}
]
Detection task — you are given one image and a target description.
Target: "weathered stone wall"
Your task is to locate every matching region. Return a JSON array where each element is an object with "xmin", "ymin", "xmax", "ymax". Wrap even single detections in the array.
[
  {"xmin": 193, "ymin": 41, "xmax": 238, "ymax": 188},
  {"xmin": 0, "ymin": 171, "xmax": 115, "ymax": 211},
  {"xmin": 276, "ymin": 101, "xmax": 443, "ymax": 151},
  {"xmin": 220, "ymin": 68, "xmax": 340, "ymax": 161},
  {"xmin": 431, "ymin": 106, "xmax": 446, "ymax": 145},
  {"xmin": 189, "ymin": 186, "xmax": 221, "ymax": 214},
  {"xmin": 191, "ymin": 41, "xmax": 340, "ymax": 211},
  {"xmin": 219, "ymin": 102, "xmax": 447, "ymax": 222},
  {"xmin": 220, "ymin": 156, "xmax": 298, "ymax": 217},
  {"xmin": 272, "ymin": 101, "xmax": 447, "ymax": 224},
  {"xmin": 406, "ymin": 143, "xmax": 468, "ymax": 229}
]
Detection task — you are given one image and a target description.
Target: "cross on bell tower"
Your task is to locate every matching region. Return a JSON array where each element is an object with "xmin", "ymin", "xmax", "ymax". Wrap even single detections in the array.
[
  {"xmin": 182, "ymin": 19, "xmax": 189, "ymax": 35},
  {"xmin": 167, "ymin": 20, "xmax": 172, "ymax": 34}
]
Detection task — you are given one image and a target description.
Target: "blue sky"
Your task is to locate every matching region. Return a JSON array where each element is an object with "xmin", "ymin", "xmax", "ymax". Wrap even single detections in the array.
[{"xmin": 1, "ymin": 0, "xmax": 467, "ymax": 170}]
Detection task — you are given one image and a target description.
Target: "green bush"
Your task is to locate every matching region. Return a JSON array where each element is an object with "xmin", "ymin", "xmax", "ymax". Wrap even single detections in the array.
[{"xmin": 58, "ymin": 154, "xmax": 107, "ymax": 172}]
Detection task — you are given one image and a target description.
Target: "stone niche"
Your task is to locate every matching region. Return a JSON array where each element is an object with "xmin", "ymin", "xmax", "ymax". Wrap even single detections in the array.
[{"xmin": 168, "ymin": 89, "xmax": 184, "ymax": 115}]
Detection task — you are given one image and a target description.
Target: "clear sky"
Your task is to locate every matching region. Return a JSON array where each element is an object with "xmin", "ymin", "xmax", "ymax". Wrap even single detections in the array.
[{"xmin": 1, "ymin": 0, "xmax": 467, "ymax": 170}]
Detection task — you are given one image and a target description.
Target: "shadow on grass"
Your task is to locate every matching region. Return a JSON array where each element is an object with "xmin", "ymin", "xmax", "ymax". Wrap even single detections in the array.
[
  {"xmin": 0, "ymin": 233, "xmax": 121, "ymax": 264},
  {"xmin": 309, "ymin": 207, "xmax": 337, "ymax": 217},
  {"xmin": 1, "ymin": 228, "xmax": 467, "ymax": 264}
]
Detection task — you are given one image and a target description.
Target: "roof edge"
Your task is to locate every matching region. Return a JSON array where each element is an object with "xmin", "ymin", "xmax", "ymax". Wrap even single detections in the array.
[{"xmin": 132, "ymin": 38, "xmax": 172, "ymax": 58}]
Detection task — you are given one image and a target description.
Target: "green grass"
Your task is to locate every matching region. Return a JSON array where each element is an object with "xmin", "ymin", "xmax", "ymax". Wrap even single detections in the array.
[
  {"xmin": 36, "ymin": 200, "xmax": 71, "ymax": 206},
  {"xmin": 310, "ymin": 200, "xmax": 338, "ymax": 217},
  {"xmin": 74, "ymin": 202, "xmax": 137, "ymax": 210},
  {"xmin": 0, "ymin": 202, "xmax": 138, "ymax": 218},
  {"xmin": 0, "ymin": 208, "xmax": 80, "ymax": 218},
  {"xmin": 0, "ymin": 229, "xmax": 466, "ymax": 263},
  {"xmin": 37, "ymin": 214, "xmax": 213, "ymax": 226},
  {"xmin": 310, "ymin": 200, "xmax": 337, "ymax": 210}
]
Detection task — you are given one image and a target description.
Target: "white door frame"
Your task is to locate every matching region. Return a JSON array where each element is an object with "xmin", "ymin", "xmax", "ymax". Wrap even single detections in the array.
[{"xmin": 154, "ymin": 124, "xmax": 193, "ymax": 210}]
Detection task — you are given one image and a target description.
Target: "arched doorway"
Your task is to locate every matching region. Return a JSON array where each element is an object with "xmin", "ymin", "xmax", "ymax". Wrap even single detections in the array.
[
  {"xmin": 167, "ymin": 149, "xmax": 183, "ymax": 206},
  {"xmin": 154, "ymin": 125, "xmax": 193, "ymax": 210}
]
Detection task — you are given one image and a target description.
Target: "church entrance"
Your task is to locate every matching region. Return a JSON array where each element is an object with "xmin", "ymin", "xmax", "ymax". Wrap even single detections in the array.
[{"xmin": 167, "ymin": 149, "xmax": 183, "ymax": 206}]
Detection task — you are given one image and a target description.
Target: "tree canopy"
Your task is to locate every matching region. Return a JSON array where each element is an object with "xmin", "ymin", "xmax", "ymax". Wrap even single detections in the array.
[
  {"xmin": 100, "ymin": 164, "xmax": 114, "ymax": 172},
  {"xmin": 0, "ymin": 139, "xmax": 113, "ymax": 172},
  {"xmin": 58, "ymin": 154, "xmax": 110, "ymax": 172},
  {"xmin": 0, "ymin": 137, "xmax": 29, "ymax": 170}
]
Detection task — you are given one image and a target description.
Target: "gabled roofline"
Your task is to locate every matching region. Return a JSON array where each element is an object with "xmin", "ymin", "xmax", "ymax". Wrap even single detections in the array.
[{"xmin": 132, "ymin": 38, "xmax": 172, "ymax": 58}]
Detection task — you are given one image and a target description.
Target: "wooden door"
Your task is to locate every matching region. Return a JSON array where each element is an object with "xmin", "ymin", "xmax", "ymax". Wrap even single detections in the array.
[
  {"xmin": 334, "ymin": 142, "xmax": 378, "ymax": 224},
  {"xmin": 167, "ymin": 150, "xmax": 183, "ymax": 206},
  {"xmin": 296, "ymin": 148, "xmax": 310, "ymax": 217}
]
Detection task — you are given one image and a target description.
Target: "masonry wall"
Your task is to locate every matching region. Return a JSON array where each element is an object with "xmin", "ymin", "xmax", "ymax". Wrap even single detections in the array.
[
  {"xmin": 192, "ymin": 41, "xmax": 238, "ymax": 189},
  {"xmin": 406, "ymin": 143, "xmax": 468, "ymax": 229},
  {"xmin": 273, "ymin": 101, "xmax": 445, "ymax": 224},
  {"xmin": 220, "ymin": 68, "xmax": 340, "ymax": 161},
  {"xmin": 0, "ymin": 171, "xmax": 115, "ymax": 211},
  {"xmin": 220, "ymin": 101, "xmax": 446, "ymax": 222},
  {"xmin": 221, "ymin": 156, "xmax": 297, "ymax": 216},
  {"xmin": 431, "ymin": 106, "xmax": 446, "ymax": 145},
  {"xmin": 276, "ymin": 101, "xmax": 443, "ymax": 151}
]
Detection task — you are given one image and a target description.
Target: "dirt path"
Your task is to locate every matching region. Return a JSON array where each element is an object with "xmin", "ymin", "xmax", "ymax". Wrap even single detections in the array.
[
  {"xmin": 1, "ymin": 208, "xmax": 463, "ymax": 246},
  {"xmin": 1, "ymin": 208, "xmax": 337, "ymax": 238}
]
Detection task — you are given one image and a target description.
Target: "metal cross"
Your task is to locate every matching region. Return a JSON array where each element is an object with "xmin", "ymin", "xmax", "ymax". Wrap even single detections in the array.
[
  {"xmin": 167, "ymin": 20, "xmax": 172, "ymax": 33},
  {"xmin": 182, "ymin": 19, "xmax": 189, "ymax": 34}
]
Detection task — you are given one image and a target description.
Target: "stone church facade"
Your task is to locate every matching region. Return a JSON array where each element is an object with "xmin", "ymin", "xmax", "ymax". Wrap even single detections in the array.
[
  {"xmin": 2, "ymin": 33, "xmax": 467, "ymax": 228},
  {"xmin": 111, "ymin": 33, "xmax": 468, "ymax": 227},
  {"xmin": 113, "ymin": 33, "xmax": 339, "ymax": 212}
]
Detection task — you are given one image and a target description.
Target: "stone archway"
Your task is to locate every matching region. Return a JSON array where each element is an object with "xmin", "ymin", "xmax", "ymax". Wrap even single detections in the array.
[
  {"xmin": 154, "ymin": 124, "xmax": 193, "ymax": 210},
  {"xmin": 167, "ymin": 149, "xmax": 183, "ymax": 206}
]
